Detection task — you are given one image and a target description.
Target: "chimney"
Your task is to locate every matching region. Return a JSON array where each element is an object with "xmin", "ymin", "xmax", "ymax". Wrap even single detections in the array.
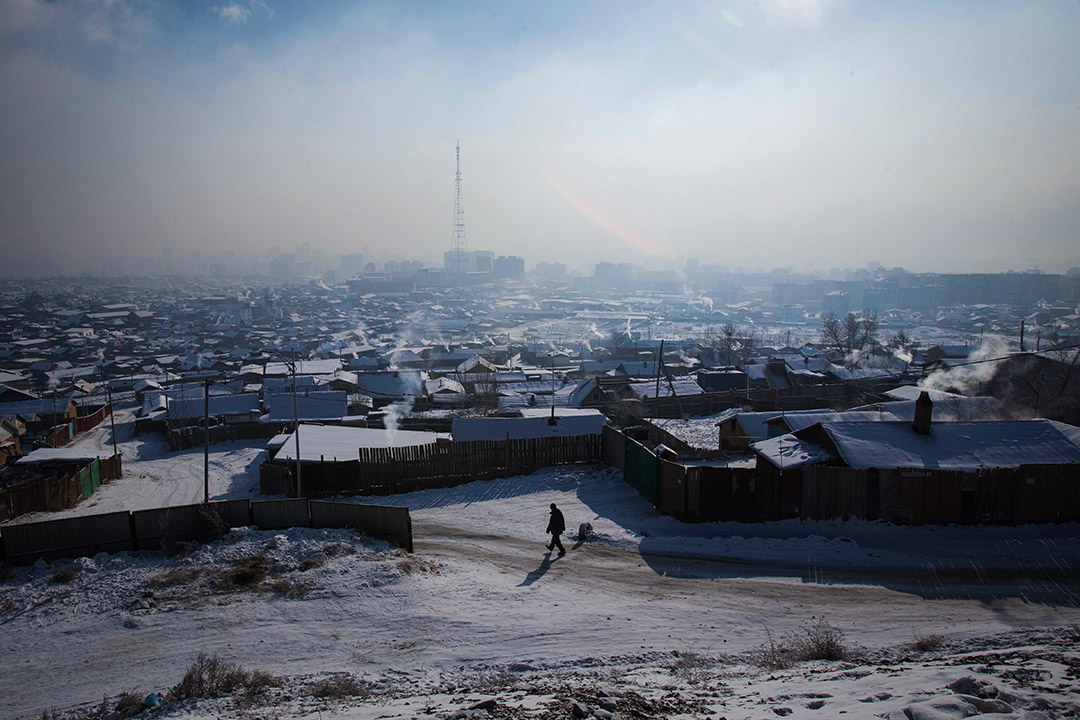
[{"xmin": 912, "ymin": 391, "xmax": 933, "ymax": 435}]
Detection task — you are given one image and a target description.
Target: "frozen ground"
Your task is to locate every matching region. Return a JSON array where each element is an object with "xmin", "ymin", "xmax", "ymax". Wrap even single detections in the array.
[{"xmin": 2, "ymin": 415, "xmax": 1079, "ymax": 719}]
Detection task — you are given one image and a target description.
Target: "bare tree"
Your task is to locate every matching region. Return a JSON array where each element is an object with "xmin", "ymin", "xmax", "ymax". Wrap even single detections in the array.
[
  {"xmin": 721, "ymin": 322, "xmax": 738, "ymax": 366},
  {"xmin": 821, "ymin": 312, "xmax": 843, "ymax": 355},
  {"xmin": 1045, "ymin": 330, "xmax": 1080, "ymax": 395},
  {"xmin": 821, "ymin": 311, "xmax": 879, "ymax": 366},
  {"xmin": 886, "ymin": 328, "xmax": 916, "ymax": 353},
  {"xmin": 740, "ymin": 326, "xmax": 761, "ymax": 360}
]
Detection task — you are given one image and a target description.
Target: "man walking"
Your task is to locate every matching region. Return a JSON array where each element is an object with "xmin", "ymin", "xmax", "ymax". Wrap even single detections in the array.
[{"xmin": 546, "ymin": 503, "xmax": 566, "ymax": 556}]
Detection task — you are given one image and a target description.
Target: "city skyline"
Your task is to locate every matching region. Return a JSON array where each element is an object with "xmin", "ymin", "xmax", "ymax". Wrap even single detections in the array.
[{"xmin": 1, "ymin": 1, "xmax": 1078, "ymax": 276}]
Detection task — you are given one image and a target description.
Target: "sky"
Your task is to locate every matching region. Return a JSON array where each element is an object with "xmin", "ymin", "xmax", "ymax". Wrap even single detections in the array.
[{"xmin": 1, "ymin": 0, "xmax": 1078, "ymax": 275}]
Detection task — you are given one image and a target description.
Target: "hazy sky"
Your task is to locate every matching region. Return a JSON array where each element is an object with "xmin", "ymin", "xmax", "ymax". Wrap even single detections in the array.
[{"xmin": 1, "ymin": 0, "xmax": 1078, "ymax": 274}]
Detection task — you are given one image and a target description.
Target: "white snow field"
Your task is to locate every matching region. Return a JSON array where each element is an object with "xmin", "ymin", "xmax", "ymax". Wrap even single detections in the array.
[{"xmin": 2, "ymin": 414, "xmax": 1080, "ymax": 719}]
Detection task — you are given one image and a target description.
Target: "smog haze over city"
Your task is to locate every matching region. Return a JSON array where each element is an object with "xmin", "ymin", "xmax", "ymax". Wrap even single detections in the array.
[
  {"xmin": 1, "ymin": 0, "xmax": 1078, "ymax": 276},
  {"xmin": 7, "ymin": 5, "xmax": 1080, "ymax": 720}
]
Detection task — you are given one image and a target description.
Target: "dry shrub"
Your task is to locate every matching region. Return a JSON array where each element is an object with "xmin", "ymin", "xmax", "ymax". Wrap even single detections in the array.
[
  {"xmin": 114, "ymin": 691, "xmax": 145, "ymax": 717},
  {"xmin": 910, "ymin": 629, "xmax": 944, "ymax": 652},
  {"xmin": 169, "ymin": 653, "xmax": 278, "ymax": 701},
  {"xmin": 755, "ymin": 619, "xmax": 849, "ymax": 669},
  {"xmin": 306, "ymin": 673, "xmax": 370, "ymax": 699},
  {"xmin": 755, "ymin": 626, "xmax": 793, "ymax": 670},
  {"xmin": 270, "ymin": 578, "xmax": 311, "ymax": 598},
  {"xmin": 49, "ymin": 566, "xmax": 77, "ymax": 584},
  {"xmin": 195, "ymin": 505, "xmax": 230, "ymax": 542},
  {"xmin": 170, "ymin": 653, "xmax": 249, "ymax": 700},
  {"xmin": 396, "ymin": 555, "xmax": 439, "ymax": 575},
  {"xmin": 672, "ymin": 644, "xmax": 720, "ymax": 684},
  {"xmin": 149, "ymin": 566, "xmax": 204, "ymax": 588},
  {"xmin": 219, "ymin": 555, "xmax": 269, "ymax": 590},
  {"xmin": 244, "ymin": 669, "xmax": 281, "ymax": 696},
  {"xmin": 323, "ymin": 542, "xmax": 356, "ymax": 557},
  {"xmin": 298, "ymin": 554, "xmax": 326, "ymax": 572}
]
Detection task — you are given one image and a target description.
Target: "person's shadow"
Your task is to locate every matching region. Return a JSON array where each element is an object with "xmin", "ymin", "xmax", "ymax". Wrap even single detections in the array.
[{"xmin": 519, "ymin": 552, "xmax": 558, "ymax": 587}]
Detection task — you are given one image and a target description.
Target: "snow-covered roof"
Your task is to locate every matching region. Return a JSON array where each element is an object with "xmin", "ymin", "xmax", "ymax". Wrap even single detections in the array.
[
  {"xmin": 884, "ymin": 385, "xmax": 964, "ymax": 402},
  {"xmin": 715, "ymin": 409, "xmax": 829, "ymax": 444},
  {"xmin": 626, "ymin": 379, "xmax": 704, "ymax": 400},
  {"xmin": 453, "ymin": 408, "xmax": 604, "ymax": 442},
  {"xmin": 264, "ymin": 359, "xmax": 342, "ymax": 377},
  {"xmin": 818, "ymin": 420, "xmax": 1080, "ymax": 471},
  {"xmin": 265, "ymin": 433, "xmax": 290, "ymax": 451},
  {"xmin": 769, "ymin": 409, "xmax": 900, "ymax": 433},
  {"xmin": 750, "ymin": 434, "xmax": 837, "ymax": 469},
  {"xmin": 167, "ymin": 392, "xmax": 261, "ymax": 420},
  {"xmin": 649, "ymin": 410, "xmax": 731, "ymax": 450},
  {"xmin": 16, "ymin": 448, "xmax": 110, "ymax": 464},
  {"xmin": 860, "ymin": 396, "xmax": 1003, "ymax": 422},
  {"xmin": 355, "ymin": 370, "xmax": 426, "ymax": 399},
  {"xmin": 1048, "ymin": 420, "xmax": 1080, "ymax": 447},
  {"xmin": 455, "ymin": 355, "xmax": 498, "ymax": 374},
  {"xmin": 265, "ymin": 392, "xmax": 348, "ymax": 421},
  {"xmin": 0, "ymin": 398, "xmax": 74, "ymax": 418},
  {"xmin": 425, "ymin": 377, "xmax": 465, "ymax": 395},
  {"xmin": 274, "ymin": 424, "xmax": 440, "ymax": 462}
]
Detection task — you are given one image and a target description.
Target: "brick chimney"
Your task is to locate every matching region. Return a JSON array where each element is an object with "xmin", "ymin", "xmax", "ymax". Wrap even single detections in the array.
[{"xmin": 912, "ymin": 391, "xmax": 933, "ymax": 435}]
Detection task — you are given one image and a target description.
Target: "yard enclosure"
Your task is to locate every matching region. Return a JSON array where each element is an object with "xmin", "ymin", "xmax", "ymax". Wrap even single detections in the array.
[
  {"xmin": 262, "ymin": 434, "xmax": 602, "ymax": 497},
  {"xmin": 607, "ymin": 426, "xmax": 1080, "ymax": 525},
  {"xmin": 0, "ymin": 498, "xmax": 412, "ymax": 564}
]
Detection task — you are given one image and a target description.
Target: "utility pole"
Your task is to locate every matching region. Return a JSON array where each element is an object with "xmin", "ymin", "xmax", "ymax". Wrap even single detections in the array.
[
  {"xmin": 291, "ymin": 352, "xmax": 302, "ymax": 498},
  {"xmin": 107, "ymin": 385, "xmax": 120, "ymax": 475},
  {"xmin": 203, "ymin": 379, "xmax": 210, "ymax": 504},
  {"xmin": 654, "ymin": 339, "xmax": 664, "ymax": 406},
  {"xmin": 272, "ymin": 349, "xmax": 303, "ymax": 498},
  {"xmin": 548, "ymin": 353, "xmax": 556, "ymax": 425}
]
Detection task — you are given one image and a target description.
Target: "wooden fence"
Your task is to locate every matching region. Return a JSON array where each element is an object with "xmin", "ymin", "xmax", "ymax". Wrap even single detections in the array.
[
  {"xmin": 801, "ymin": 466, "xmax": 868, "ymax": 522},
  {"xmin": 606, "ymin": 425, "xmax": 1080, "ymax": 526},
  {"xmin": 1, "ymin": 511, "xmax": 133, "ymax": 564},
  {"xmin": 802, "ymin": 463, "xmax": 1080, "ymax": 525},
  {"xmin": 74, "ymin": 403, "xmax": 112, "ymax": 433},
  {"xmin": 0, "ymin": 454, "xmax": 122, "ymax": 522},
  {"xmin": 167, "ymin": 422, "xmax": 286, "ymax": 451},
  {"xmin": 1, "ymin": 498, "xmax": 412, "ymax": 564},
  {"xmin": 45, "ymin": 422, "xmax": 74, "ymax": 448},
  {"xmin": 310, "ymin": 500, "xmax": 413, "ymax": 551},
  {"xmin": 602, "ymin": 424, "xmax": 625, "ymax": 470},
  {"xmin": 264, "ymin": 435, "xmax": 602, "ymax": 497},
  {"xmin": 131, "ymin": 499, "xmax": 252, "ymax": 551}
]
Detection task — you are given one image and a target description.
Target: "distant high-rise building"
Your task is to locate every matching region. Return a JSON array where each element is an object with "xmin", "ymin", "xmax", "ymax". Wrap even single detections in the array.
[
  {"xmin": 269, "ymin": 253, "xmax": 296, "ymax": 277},
  {"xmin": 340, "ymin": 253, "xmax": 365, "ymax": 278},
  {"xmin": 493, "ymin": 256, "xmax": 525, "ymax": 279},
  {"xmin": 534, "ymin": 261, "xmax": 567, "ymax": 279}
]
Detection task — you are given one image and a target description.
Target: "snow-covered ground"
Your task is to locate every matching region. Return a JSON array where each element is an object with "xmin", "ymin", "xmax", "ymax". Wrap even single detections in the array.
[
  {"xmin": 13, "ymin": 409, "xmax": 266, "ymax": 522},
  {"xmin": 2, "ymin": 415, "xmax": 1080, "ymax": 719}
]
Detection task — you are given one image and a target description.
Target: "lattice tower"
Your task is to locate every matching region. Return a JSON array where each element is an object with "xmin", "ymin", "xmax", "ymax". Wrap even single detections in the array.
[{"xmin": 448, "ymin": 141, "xmax": 469, "ymax": 274}]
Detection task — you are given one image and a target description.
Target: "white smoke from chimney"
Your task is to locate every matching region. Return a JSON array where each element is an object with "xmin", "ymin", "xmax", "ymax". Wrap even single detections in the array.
[
  {"xmin": 382, "ymin": 368, "xmax": 423, "ymax": 436},
  {"xmin": 920, "ymin": 336, "xmax": 1009, "ymax": 396}
]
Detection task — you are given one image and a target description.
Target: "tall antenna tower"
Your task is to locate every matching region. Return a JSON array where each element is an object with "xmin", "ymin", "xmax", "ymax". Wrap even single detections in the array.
[{"xmin": 448, "ymin": 141, "xmax": 469, "ymax": 275}]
